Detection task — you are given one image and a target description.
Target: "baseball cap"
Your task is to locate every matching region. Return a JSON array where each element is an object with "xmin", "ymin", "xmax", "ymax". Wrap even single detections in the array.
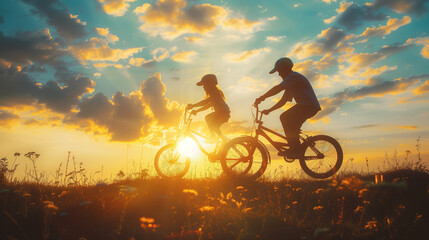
[
  {"xmin": 197, "ymin": 74, "xmax": 218, "ymax": 86},
  {"xmin": 269, "ymin": 57, "xmax": 294, "ymax": 74}
]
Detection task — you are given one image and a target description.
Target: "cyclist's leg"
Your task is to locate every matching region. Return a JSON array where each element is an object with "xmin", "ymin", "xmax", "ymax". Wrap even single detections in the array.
[
  {"xmin": 205, "ymin": 112, "xmax": 217, "ymax": 138},
  {"xmin": 280, "ymin": 105, "xmax": 317, "ymax": 155},
  {"xmin": 280, "ymin": 106, "xmax": 302, "ymax": 153},
  {"xmin": 207, "ymin": 111, "xmax": 230, "ymax": 140}
]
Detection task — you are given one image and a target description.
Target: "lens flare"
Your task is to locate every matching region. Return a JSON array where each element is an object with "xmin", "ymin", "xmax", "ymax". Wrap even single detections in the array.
[{"xmin": 177, "ymin": 137, "xmax": 199, "ymax": 158}]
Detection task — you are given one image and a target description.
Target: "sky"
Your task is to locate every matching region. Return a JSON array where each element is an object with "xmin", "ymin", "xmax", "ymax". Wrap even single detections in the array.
[{"xmin": 1, "ymin": 0, "xmax": 429, "ymax": 180}]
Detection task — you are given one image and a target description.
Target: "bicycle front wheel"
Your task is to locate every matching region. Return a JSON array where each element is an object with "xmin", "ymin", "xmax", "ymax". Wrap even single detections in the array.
[
  {"xmin": 154, "ymin": 143, "xmax": 191, "ymax": 179},
  {"xmin": 300, "ymin": 135, "xmax": 343, "ymax": 179},
  {"xmin": 220, "ymin": 136, "xmax": 268, "ymax": 180}
]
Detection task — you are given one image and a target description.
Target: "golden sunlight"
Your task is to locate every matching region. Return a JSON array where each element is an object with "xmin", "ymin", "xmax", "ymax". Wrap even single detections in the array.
[{"xmin": 177, "ymin": 137, "xmax": 199, "ymax": 158}]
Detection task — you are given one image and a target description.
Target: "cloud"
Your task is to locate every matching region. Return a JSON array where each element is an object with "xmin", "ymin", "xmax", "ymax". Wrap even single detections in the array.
[
  {"xmin": 360, "ymin": 16, "xmax": 411, "ymax": 37},
  {"xmin": 98, "ymin": 0, "xmax": 136, "ymax": 17},
  {"xmin": 21, "ymin": 0, "xmax": 87, "ymax": 40},
  {"xmin": 371, "ymin": 0, "xmax": 429, "ymax": 16},
  {"xmin": 322, "ymin": 0, "xmax": 337, "ymax": 3},
  {"xmin": 134, "ymin": 0, "xmax": 261, "ymax": 39},
  {"xmin": 224, "ymin": 48, "xmax": 270, "ymax": 62},
  {"xmin": 129, "ymin": 57, "xmax": 153, "ymax": 67},
  {"xmin": 222, "ymin": 17, "xmax": 263, "ymax": 33},
  {"xmin": 0, "ymin": 109, "xmax": 21, "ymax": 127},
  {"xmin": 399, "ymin": 125, "xmax": 418, "ymax": 129},
  {"xmin": 74, "ymin": 91, "xmax": 152, "ymax": 141},
  {"xmin": 74, "ymin": 73, "xmax": 183, "ymax": 141},
  {"xmin": 0, "ymin": 29, "xmax": 64, "ymax": 66},
  {"xmin": 0, "ymin": 61, "xmax": 95, "ymax": 113},
  {"xmin": 337, "ymin": 3, "xmax": 386, "ymax": 30},
  {"xmin": 68, "ymin": 37, "xmax": 143, "ymax": 63},
  {"xmin": 324, "ymin": 2, "xmax": 353, "ymax": 24},
  {"xmin": 171, "ymin": 50, "xmax": 197, "ymax": 62},
  {"xmin": 361, "ymin": 65, "xmax": 397, "ymax": 78},
  {"xmin": 413, "ymin": 80, "xmax": 429, "ymax": 94},
  {"xmin": 135, "ymin": 0, "xmax": 227, "ymax": 39},
  {"xmin": 152, "ymin": 47, "xmax": 173, "ymax": 62},
  {"xmin": 96, "ymin": 28, "xmax": 119, "ymax": 43},
  {"xmin": 406, "ymin": 37, "xmax": 429, "ymax": 58},
  {"xmin": 339, "ymin": 42, "xmax": 411, "ymax": 76},
  {"xmin": 139, "ymin": 73, "xmax": 182, "ymax": 127},
  {"xmin": 337, "ymin": 0, "xmax": 428, "ymax": 30},
  {"xmin": 313, "ymin": 74, "xmax": 429, "ymax": 121},
  {"xmin": 184, "ymin": 36, "xmax": 203, "ymax": 43},
  {"xmin": 289, "ymin": 27, "xmax": 352, "ymax": 59},
  {"xmin": 265, "ymin": 36, "xmax": 286, "ymax": 42}
]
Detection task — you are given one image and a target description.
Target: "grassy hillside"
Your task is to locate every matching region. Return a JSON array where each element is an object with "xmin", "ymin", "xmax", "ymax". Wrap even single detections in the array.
[{"xmin": 1, "ymin": 169, "xmax": 428, "ymax": 240}]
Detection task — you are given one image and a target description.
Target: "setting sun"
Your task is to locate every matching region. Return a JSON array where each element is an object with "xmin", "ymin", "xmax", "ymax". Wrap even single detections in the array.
[{"xmin": 177, "ymin": 137, "xmax": 200, "ymax": 158}]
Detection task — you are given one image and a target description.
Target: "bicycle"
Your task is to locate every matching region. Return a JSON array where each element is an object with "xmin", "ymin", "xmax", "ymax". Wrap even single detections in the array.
[
  {"xmin": 220, "ymin": 105, "xmax": 343, "ymax": 179},
  {"xmin": 154, "ymin": 109, "xmax": 228, "ymax": 178}
]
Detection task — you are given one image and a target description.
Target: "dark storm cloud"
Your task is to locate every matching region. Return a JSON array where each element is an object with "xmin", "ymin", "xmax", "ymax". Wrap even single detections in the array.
[
  {"xmin": 0, "ymin": 61, "xmax": 95, "ymax": 113},
  {"xmin": 319, "ymin": 27, "xmax": 347, "ymax": 50},
  {"xmin": 0, "ymin": 63, "xmax": 40, "ymax": 106},
  {"xmin": 338, "ymin": 0, "xmax": 429, "ymax": 30},
  {"xmin": 20, "ymin": 0, "xmax": 87, "ymax": 41},
  {"xmin": 74, "ymin": 91, "xmax": 153, "ymax": 142},
  {"xmin": 37, "ymin": 76, "xmax": 95, "ymax": 113},
  {"xmin": 0, "ymin": 30, "xmax": 64, "ymax": 66}
]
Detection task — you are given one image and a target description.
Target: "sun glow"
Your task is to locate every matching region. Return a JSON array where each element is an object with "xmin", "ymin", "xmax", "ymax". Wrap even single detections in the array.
[{"xmin": 177, "ymin": 137, "xmax": 199, "ymax": 158}]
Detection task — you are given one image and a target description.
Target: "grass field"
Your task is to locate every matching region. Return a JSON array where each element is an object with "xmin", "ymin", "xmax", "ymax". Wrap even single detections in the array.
[{"xmin": 1, "ymin": 168, "xmax": 428, "ymax": 240}]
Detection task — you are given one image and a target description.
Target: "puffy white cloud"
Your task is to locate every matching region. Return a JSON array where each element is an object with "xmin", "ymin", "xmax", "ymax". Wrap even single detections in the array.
[{"xmin": 98, "ymin": 0, "xmax": 136, "ymax": 17}]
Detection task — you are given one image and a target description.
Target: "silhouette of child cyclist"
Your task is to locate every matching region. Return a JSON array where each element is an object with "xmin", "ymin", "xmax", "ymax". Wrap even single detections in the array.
[
  {"xmin": 186, "ymin": 74, "xmax": 230, "ymax": 143},
  {"xmin": 254, "ymin": 58, "xmax": 321, "ymax": 158}
]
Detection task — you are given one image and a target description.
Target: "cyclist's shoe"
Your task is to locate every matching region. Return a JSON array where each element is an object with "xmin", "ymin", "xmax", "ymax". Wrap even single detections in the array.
[{"xmin": 278, "ymin": 149, "xmax": 301, "ymax": 159}]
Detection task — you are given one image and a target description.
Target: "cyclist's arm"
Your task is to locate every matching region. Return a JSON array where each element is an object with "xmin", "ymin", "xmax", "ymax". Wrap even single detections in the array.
[
  {"xmin": 256, "ymin": 84, "xmax": 284, "ymax": 103},
  {"xmin": 190, "ymin": 98, "xmax": 210, "ymax": 108},
  {"xmin": 265, "ymin": 91, "xmax": 290, "ymax": 113},
  {"xmin": 194, "ymin": 103, "xmax": 211, "ymax": 113}
]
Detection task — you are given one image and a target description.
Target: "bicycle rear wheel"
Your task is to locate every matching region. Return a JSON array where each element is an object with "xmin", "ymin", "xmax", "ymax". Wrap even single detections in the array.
[
  {"xmin": 220, "ymin": 136, "xmax": 268, "ymax": 180},
  {"xmin": 300, "ymin": 135, "xmax": 343, "ymax": 179},
  {"xmin": 154, "ymin": 143, "xmax": 191, "ymax": 178}
]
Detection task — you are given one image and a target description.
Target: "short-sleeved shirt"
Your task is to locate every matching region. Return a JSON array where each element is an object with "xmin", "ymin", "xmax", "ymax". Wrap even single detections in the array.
[
  {"xmin": 208, "ymin": 90, "xmax": 230, "ymax": 113},
  {"xmin": 279, "ymin": 71, "xmax": 321, "ymax": 110}
]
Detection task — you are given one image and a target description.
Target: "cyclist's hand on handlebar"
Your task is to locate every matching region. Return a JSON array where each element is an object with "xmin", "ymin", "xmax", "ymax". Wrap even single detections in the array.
[
  {"xmin": 254, "ymin": 97, "xmax": 263, "ymax": 106},
  {"xmin": 186, "ymin": 104, "xmax": 193, "ymax": 110},
  {"xmin": 191, "ymin": 110, "xmax": 198, "ymax": 115},
  {"xmin": 261, "ymin": 109, "xmax": 271, "ymax": 115}
]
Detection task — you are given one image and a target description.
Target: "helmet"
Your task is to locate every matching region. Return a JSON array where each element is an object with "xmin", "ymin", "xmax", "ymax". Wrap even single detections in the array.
[
  {"xmin": 197, "ymin": 74, "xmax": 218, "ymax": 86},
  {"xmin": 269, "ymin": 57, "xmax": 293, "ymax": 74}
]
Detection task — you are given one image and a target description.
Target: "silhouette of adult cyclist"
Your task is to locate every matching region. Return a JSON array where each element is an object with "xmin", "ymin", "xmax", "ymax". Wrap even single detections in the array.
[
  {"xmin": 254, "ymin": 57, "xmax": 321, "ymax": 158},
  {"xmin": 186, "ymin": 74, "xmax": 231, "ymax": 143}
]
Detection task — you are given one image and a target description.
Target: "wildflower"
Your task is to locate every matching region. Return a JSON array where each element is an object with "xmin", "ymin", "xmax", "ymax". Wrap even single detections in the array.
[
  {"xmin": 226, "ymin": 192, "xmax": 232, "ymax": 200},
  {"xmin": 44, "ymin": 201, "xmax": 58, "ymax": 210},
  {"xmin": 292, "ymin": 201, "xmax": 298, "ymax": 205},
  {"xmin": 364, "ymin": 219, "xmax": 377, "ymax": 230},
  {"xmin": 235, "ymin": 201, "xmax": 242, "ymax": 208},
  {"xmin": 243, "ymin": 208, "xmax": 252, "ymax": 213},
  {"xmin": 58, "ymin": 191, "xmax": 68, "ymax": 198},
  {"xmin": 315, "ymin": 188, "xmax": 324, "ymax": 194},
  {"xmin": 313, "ymin": 206, "xmax": 324, "ymax": 211},
  {"xmin": 354, "ymin": 206, "xmax": 364, "ymax": 213},
  {"xmin": 236, "ymin": 186, "xmax": 244, "ymax": 190},
  {"xmin": 183, "ymin": 189, "xmax": 198, "ymax": 196},
  {"xmin": 140, "ymin": 217, "xmax": 159, "ymax": 230},
  {"xmin": 199, "ymin": 206, "xmax": 215, "ymax": 212},
  {"xmin": 358, "ymin": 188, "xmax": 368, "ymax": 198}
]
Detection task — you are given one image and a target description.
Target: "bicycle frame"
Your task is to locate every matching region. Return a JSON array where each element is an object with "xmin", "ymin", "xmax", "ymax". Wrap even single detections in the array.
[
  {"xmin": 176, "ymin": 110, "xmax": 223, "ymax": 159},
  {"xmin": 252, "ymin": 106, "xmax": 324, "ymax": 160}
]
